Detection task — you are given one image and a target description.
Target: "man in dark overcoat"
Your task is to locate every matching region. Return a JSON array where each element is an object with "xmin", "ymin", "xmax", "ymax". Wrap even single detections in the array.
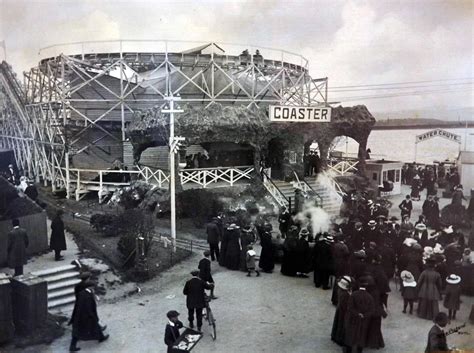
[
  {"xmin": 278, "ymin": 206, "xmax": 291, "ymax": 239},
  {"xmin": 69, "ymin": 281, "xmax": 109, "ymax": 351},
  {"xmin": 183, "ymin": 270, "xmax": 213, "ymax": 331},
  {"xmin": 50, "ymin": 210, "xmax": 67, "ymax": 261},
  {"xmin": 344, "ymin": 278, "xmax": 374, "ymax": 353},
  {"xmin": 198, "ymin": 251, "xmax": 217, "ymax": 299},
  {"xmin": 206, "ymin": 218, "xmax": 221, "ymax": 261},
  {"xmin": 312, "ymin": 233, "xmax": 334, "ymax": 289},
  {"xmin": 7, "ymin": 219, "xmax": 29, "ymax": 276}
]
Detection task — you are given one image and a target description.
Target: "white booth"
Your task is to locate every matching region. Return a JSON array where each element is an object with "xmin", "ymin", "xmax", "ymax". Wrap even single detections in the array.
[{"xmin": 365, "ymin": 160, "xmax": 404, "ymax": 196}]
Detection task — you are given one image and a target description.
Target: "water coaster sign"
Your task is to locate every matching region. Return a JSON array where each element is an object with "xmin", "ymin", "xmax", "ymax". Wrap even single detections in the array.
[
  {"xmin": 269, "ymin": 106, "xmax": 331, "ymax": 122},
  {"xmin": 416, "ymin": 129, "xmax": 461, "ymax": 144}
]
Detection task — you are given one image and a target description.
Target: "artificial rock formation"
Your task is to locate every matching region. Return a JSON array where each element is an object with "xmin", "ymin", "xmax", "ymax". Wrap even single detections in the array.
[{"xmin": 127, "ymin": 103, "xmax": 376, "ymax": 178}]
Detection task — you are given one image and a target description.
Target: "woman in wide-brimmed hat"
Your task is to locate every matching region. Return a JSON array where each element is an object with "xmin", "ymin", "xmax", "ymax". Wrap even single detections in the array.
[
  {"xmin": 331, "ymin": 276, "xmax": 353, "ymax": 346},
  {"xmin": 417, "ymin": 257, "xmax": 442, "ymax": 320},
  {"xmin": 444, "ymin": 274, "xmax": 462, "ymax": 321}
]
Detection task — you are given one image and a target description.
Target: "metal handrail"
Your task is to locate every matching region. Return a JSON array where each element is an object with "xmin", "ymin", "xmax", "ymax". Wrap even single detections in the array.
[
  {"xmin": 292, "ymin": 170, "xmax": 323, "ymax": 207},
  {"xmin": 260, "ymin": 170, "xmax": 288, "ymax": 207}
]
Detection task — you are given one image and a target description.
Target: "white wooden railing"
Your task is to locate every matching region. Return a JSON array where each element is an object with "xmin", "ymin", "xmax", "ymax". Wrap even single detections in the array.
[
  {"xmin": 136, "ymin": 165, "xmax": 170, "ymax": 187},
  {"xmin": 320, "ymin": 171, "xmax": 346, "ymax": 203},
  {"xmin": 327, "ymin": 159, "xmax": 359, "ymax": 176},
  {"xmin": 180, "ymin": 166, "xmax": 254, "ymax": 188}
]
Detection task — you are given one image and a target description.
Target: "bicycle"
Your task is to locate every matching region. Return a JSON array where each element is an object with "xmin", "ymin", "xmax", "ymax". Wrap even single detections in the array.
[{"xmin": 203, "ymin": 295, "xmax": 217, "ymax": 340}]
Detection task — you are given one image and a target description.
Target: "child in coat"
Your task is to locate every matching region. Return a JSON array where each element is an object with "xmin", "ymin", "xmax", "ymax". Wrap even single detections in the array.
[
  {"xmin": 400, "ymin": 270, "xmax": 417, "ymax": 314},
  {"xmin": 444, "ymin": 274, "xmax": 462, "ymax": 321},
  {"xmin": 246, "ymin": 245, "xmax": 260, "ymax": 277}
]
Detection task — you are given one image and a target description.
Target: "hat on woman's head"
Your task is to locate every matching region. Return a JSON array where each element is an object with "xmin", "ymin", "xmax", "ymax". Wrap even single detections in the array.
[
  {"xmin": 443, "ymin": 226, "xmax": 454, "ymax": 234},
  {"xmin": 400, "ymin": 270, "xmax": 416, "ymax": 287},
  {"xmin": 337, "ymin": 276, "xmax": 352, "ymax": 291},
  {"xmin": 299, "ymin": 228, "xmax": 310, "ymax": 237},
  {"xmin": 415, "ymin": 223, "xmax": 427, "ymax": 231},
  {"xmin": 242, "ymin": 225, "xmax": 252, "ymax": 232},
  {"xmin": 433, "ymin": 243, "xmax": 444, "ymax": 254},
  {"xmin": 446, "ymin": 274, "xmax": 461, "ymax": 285},
  {"xmin": 411, "ymin": 243, "xmax": 422, "ymax": 251},
  {"xmin": 354, "ymin": 250, "xmax": 366, "ymax": 259},
  {"xmin": 227, "ymin": 223, "xmax": 240, "ymax": 230},
  {"xmin": 367, "ymin": 220, "xmax": 377, "ymax": 227}
]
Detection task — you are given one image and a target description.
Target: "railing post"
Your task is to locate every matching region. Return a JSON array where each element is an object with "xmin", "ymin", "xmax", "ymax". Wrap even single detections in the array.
[
  {"xmin": 76, "ymin": 170, "xmax": 80, "ymax": 201},
  {"xmin": 288, "ymin": 197, "xmax": 292, "ymax": 213},
  {"xmin": 230, "ymin": 168, "xmax": 234, "ymax": 186},
  {"xmin": 99, "ymin": 170, "xmax": 103, "ymax": 203}
]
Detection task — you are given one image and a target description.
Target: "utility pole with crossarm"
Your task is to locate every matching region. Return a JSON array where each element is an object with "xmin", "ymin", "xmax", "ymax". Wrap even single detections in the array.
[{"xmin": 162, "ymin": 95, "xmax": 184, "ymax": 252}]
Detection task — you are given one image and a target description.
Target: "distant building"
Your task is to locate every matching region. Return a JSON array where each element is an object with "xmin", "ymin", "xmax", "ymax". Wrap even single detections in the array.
[{"xmin": 457, "ymin": 151, "xmax": 474, "ymax": 196}]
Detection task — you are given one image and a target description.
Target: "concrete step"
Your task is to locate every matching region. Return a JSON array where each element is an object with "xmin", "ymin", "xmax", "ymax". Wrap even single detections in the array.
[
  {"xmin": 50, "ymin": 302, "xmax": 75, "ymax": 314},
  {"xmin": 48, "ymin": 278, "xmax": 82, "ymax": 291},
  {"xmin": 48, "ymin": 294, "xmax": 76, "ymax": 309},
  {"xmin": 48, "ymin": 287, "xmax": 76, "ymax": 300},
  {"xmin": 42, "ymin": 271, "xmax": 81, "ymax": 284},
  {"xmin": 32, "ymin": 264, "xmax": 77, "ymax": 278}
]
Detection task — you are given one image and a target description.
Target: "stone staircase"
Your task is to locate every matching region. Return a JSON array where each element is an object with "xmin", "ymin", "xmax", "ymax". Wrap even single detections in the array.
[
  {"xmin": 304, "ymin": 176, "xmax": 342, "ymax": 216},
  {"xmin": 270, "ymin": 178, "xmax": 341, "ymax": 216},
  {"xmin": 31, "ymin": 264, "xmax": 81, "ymax": 313}
]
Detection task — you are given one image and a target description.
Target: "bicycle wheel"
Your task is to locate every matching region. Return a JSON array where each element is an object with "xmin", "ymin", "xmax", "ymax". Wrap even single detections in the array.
[{"xmin": 208, "ymin": 310, "xmax": 217, "ymax": 340}]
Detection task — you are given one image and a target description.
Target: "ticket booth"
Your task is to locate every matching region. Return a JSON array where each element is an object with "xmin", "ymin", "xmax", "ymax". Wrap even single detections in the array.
[{"xmin": 365, "ymin": 160, "xmax": 404, "ymax": 196}]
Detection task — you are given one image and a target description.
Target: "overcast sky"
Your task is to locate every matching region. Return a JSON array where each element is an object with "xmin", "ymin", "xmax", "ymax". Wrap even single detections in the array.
[{"xmin": 0, "ymin": 0, "xmax": 472, "ymax": 118}]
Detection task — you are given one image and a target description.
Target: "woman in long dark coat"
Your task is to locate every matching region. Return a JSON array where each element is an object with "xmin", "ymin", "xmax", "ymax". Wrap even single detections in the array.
[
  {"xmin": 364, "ymin": 273, "xmax": 386, "ymax": 349},
  {"xmin": 218, "ymin": 225, "xmax": 229, "ymax": 267},
  {"xmin": 344, "ymin": 280, "xmax": 374, "ymax": 352},
  {"xmin": 417, "ymin": 258, "xmax": 442, "ymax": 320},
  {"xmin": 331, "ymin": 276, "xmax": 352, "ymax": 346},
  {"xmin": 259, "ymin": 225, "xmax": 275, "ymax": 273},
  {"xmin": 280, "ymin": 226, "xmax": 299, "ymax": 276},
  {"xmin": 224, "ymin": 225, "xmax": 241, "ymax": 270},
  {"xmin": 313, "ymin": 234, "xmax": 334, "ymax": 289},
  {"xmin": 50, "ymin": 210, "xmax": 67, "ymax": 261}
]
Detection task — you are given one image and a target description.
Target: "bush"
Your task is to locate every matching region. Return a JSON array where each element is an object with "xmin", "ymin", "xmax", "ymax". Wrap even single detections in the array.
[
  {"xmin": 177, "ymin": 189, "xmax": 225, "ymax": 227},
  {"xmin": 117, "ymin": 209, "xmax": 155, "ymax": 263},
  {"xmin": 90, "ymin": 213, "xmax": 120, "ymax": 237}
]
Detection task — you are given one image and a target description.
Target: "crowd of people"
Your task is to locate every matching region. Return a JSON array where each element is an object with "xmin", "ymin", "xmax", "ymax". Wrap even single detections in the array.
[{"xmin": 164, "ymin": 182, "xmax": 474, "ymax": 353}]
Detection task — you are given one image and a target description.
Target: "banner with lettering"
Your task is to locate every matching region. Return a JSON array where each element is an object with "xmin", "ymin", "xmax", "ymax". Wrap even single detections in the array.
[{"xmin": 415, "ymin": 129, "xmax": 461, "ymax": 144}]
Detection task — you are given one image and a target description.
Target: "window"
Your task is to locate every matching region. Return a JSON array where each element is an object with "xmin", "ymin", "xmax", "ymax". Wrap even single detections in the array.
[
  {"xmin": 395, "ymin": 169, "xmax": 401, "ymax": 182},
  {"xmin": 372, "ymin": 172, "xmax": 378, "ymax": 181}
]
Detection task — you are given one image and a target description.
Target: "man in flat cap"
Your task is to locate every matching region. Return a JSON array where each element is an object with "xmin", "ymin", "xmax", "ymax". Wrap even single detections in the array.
[
  {"xmin": 164, "ymin": 310, "xmax": 183, "ymax": 353},
  {"xmin": 183, "ymin": 270, "xmax": 213, "ymax": 331}
]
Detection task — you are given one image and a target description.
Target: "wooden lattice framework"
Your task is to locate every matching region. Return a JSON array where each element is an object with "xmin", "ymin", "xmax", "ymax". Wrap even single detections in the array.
[{"xmin": 0, "ymin": 40, "xmax": 329, "ymax": 197}]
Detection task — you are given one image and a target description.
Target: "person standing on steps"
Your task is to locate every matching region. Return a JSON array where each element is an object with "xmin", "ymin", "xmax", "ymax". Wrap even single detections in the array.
[
  {"xmin": 50, "ymin": 209, "xmax": 67, "ymax": 261},
  {"xmin": 7, "ymin": 218, "xmax": 29, "ymax": 277}
]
